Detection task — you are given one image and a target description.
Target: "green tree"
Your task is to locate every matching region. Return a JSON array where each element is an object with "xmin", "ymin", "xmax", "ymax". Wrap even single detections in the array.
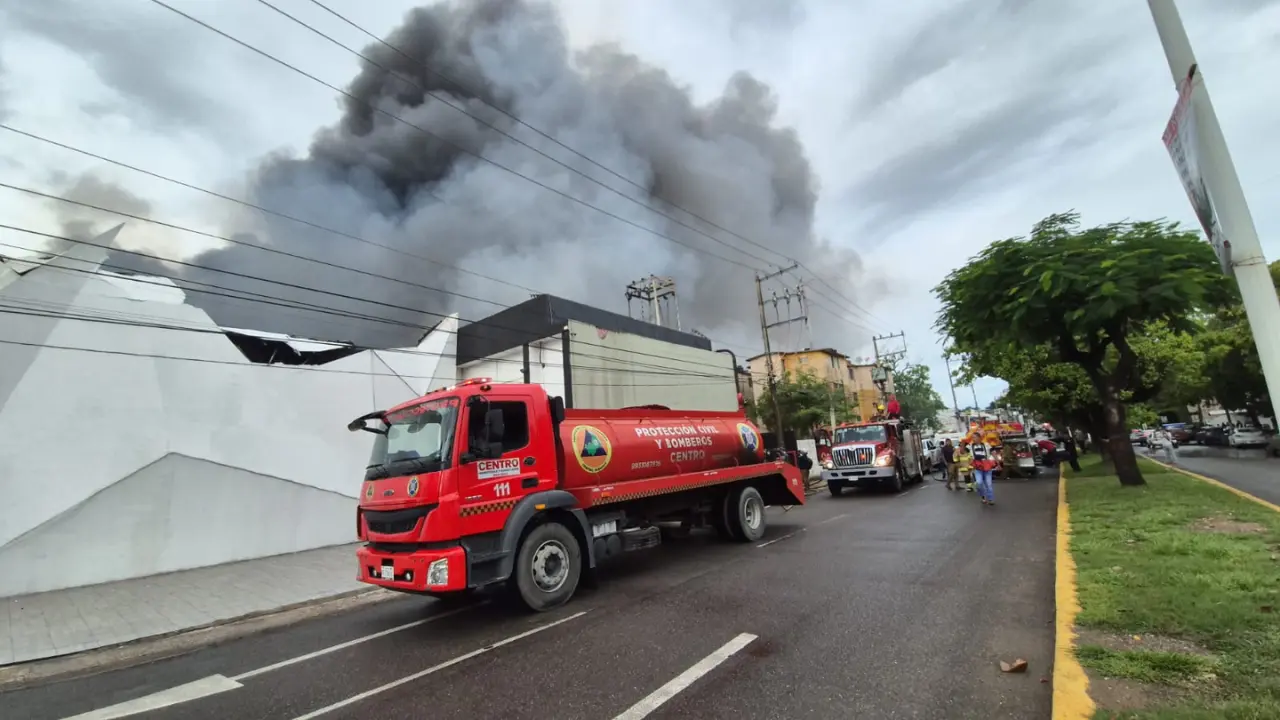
[
  {"xmin": 1194, "ymin": 260, "xmax": 1280, "ymax": 425},
  {"xmin": 889, "ymin": 360, "xmax": 947, "ymax": 432},
  {"xmin": 935, "ymin": 213, "xmax": 1226, "ymax": 486},
  {"xmin": 756, "ymin": 370, "xmax": 858, "ymax": 437}
]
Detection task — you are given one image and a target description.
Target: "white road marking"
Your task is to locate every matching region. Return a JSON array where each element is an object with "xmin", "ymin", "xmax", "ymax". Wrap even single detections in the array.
[
  {"xmin": 612, "ymin": 633, "xmax": 758, "ymax": 720},
  {"xmin": 290, "ymin": 611, "xmax": 590, "ymax": 720},
  {"xmin": 60, "ymin": 675, "xmax": 243, "ymax": 720},
  {"xmin": 59, "ymin": 602, "xmax": 481, "ymax": 719},
  {"xmin": 815, "ymin": 512, "xmax": 849, "ymax": 526},
  {"xmin": 232, "ymin": 603, "xmax": 478, "ymax": 680},
  {"xmin": 756, "ymin": 531, "xmax": 799, "ymax": 548}
]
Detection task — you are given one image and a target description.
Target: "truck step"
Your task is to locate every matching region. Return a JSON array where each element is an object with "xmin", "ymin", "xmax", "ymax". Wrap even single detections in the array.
[{"xmin": 621, "ymin": 526, "xmax": 662, "ymax": 552}]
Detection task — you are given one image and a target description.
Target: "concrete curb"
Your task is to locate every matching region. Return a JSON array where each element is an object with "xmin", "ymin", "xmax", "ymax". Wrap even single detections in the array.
[
  {"xmin": 1144, "ymin": 457, "xmax": 1280, "ymax": 514},
  {"xmin": 1052, "ymin": 464, "xmax": 1095, "ymax": 720},
  {"xmin": 0, "ymin": 588, "xmax": 398, "ymax": 691}
]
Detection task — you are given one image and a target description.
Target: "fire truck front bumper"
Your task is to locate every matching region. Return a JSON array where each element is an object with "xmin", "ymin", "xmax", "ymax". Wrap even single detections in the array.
[
  {"xmin": 822, "ymin": 465, "xmax": 896, "ymax": 487},
  {"xmin": 357, "ymin": 544, "xmax": 468, "ymax": 593}
]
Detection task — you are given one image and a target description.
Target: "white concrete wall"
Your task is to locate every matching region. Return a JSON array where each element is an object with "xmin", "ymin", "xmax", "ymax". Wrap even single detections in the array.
[
  {"xmin": 458, "ymin": 336, "xmax": 566, "ymax": 400},
  {"xmin": 566, "ymin": 320, "xmax": 737, "ymax": 411},
  {"xmin": 0, "ymin": 234, "xmax": 457, "ymax": 597}
]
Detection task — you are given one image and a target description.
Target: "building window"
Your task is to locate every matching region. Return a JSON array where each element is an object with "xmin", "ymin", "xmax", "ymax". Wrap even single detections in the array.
[{"xmin": 799, "ymin": 355, "xmax": 808, "ymax": 364}]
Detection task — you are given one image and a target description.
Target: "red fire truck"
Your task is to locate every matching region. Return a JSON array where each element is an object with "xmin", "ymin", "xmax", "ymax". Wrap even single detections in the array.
[
  {"xmin": 348, "ymin": 378, "xmax": 807, "ymax": 611},
  {"xmin": 818, "ymin": 418, "xmax": 926, "ymax": 495}
]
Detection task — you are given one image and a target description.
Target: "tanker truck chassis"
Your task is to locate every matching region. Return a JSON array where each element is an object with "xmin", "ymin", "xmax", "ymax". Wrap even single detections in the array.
[{"xmin": 350, "ymin": 378, "xmax": 806, "ymax": 612}]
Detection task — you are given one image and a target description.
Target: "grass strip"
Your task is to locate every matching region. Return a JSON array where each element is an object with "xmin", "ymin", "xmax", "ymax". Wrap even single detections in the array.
[{"xmin": 1065, "ymin": 453, "xmax": 1280, "ymax": 719}]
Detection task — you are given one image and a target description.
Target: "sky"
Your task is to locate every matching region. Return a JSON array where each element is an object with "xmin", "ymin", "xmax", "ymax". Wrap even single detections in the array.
[{"xmin": 2, "ymin": 0, "xmax": 1279, "ymax": 409}]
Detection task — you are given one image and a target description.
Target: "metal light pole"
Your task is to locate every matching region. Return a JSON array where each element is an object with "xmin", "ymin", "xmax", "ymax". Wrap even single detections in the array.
[{"xmin": 1147, "ymin": 0, "xmax": 1280, "ymax": 412}]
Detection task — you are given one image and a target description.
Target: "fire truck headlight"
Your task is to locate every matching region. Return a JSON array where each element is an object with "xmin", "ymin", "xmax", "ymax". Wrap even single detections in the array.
[
  {"xmin": 822, "ymin": 459, "xmax": 834, "ymax": 470},
  {"xmin": 875, "ymin": 452, "xmax": 894, "ymax": 467},
  {"xmin": 427, "ymin": 558, "xmax": 449, "ymax": 587}
]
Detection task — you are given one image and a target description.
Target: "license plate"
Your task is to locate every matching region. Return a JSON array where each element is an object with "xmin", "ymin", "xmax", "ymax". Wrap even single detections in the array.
[{"xmin": 380, "ymin": 565, "xmax": 394, "ymax": 581}]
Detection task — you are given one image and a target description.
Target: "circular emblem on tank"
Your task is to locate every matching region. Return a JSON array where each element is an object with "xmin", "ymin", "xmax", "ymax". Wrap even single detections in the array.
[
  {"xmin": 737, "ymin": 423, "xmax": 760, "ymax": 453},
  {"xmin": 571, "ymin": 425, "xmax": 613, "ymax": 474},
  {"xmin": 407, "ymin": 476, "xmax": 419, "ymax": 497}
]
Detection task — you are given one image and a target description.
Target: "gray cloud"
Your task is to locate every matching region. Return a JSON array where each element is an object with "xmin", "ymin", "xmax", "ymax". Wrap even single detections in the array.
[
  {"xmin": 118, "ymin": 0, "xmax": 873, "ymax": 349},
  {"xmin": 842, "ymin": 3, "xmax": 1133, "ymax": 239},
  {"xmin": 48, "ymin": 172, "xmax": 154, "ymax": 247},
  {"xmin": 0, "ymin": 1, "xmax": 238, "ymax": 139}
]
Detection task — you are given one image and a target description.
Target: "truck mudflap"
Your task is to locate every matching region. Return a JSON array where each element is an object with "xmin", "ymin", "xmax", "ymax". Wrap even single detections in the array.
[{"xmin": 357, "ymin": 544, "xmax": 468, "ymax": 593}]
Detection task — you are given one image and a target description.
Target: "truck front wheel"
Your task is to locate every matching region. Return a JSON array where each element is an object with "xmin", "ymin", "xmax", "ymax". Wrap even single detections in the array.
[
  {"xmin": 728, "ymin": 485, "xmax": 767, "ymax": 543},
  {"xmin": 512, "ymin": 522, "xmax": 582, "ymax": 612}
]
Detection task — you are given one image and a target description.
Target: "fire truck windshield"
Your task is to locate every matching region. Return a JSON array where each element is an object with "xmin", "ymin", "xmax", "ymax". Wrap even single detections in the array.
[
  {"xmin": 366, "ymin": 397, "xmax": 459, "ymax": 480},
  {"xmin": 834, "ymin": 425, "xmax": 888, "ymax": 445}
]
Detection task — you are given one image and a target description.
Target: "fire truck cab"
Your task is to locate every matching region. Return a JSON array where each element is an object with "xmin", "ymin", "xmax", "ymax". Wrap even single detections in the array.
[{"xmin": 820, "ymin": 418, "xmax": 926, "ymax": 495}]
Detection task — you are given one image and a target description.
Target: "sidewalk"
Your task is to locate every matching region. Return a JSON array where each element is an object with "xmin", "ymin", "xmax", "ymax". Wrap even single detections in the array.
[{"xmin": 1, "ymin": 544, "xmax": 363, "ymax": 665}]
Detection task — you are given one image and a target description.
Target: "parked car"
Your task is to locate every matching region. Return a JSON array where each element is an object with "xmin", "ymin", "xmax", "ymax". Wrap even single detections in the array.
[
  {"xmin": 1267, "ymin": 435, "xmax": 1280, "ymax": 458},
  {"xmin": 1229, "ymin": 426, "xmax": 1268, "ymax": 449},
  {"xmin": 1169, "ymin": 426, "xmax": 1194, "ymax": 444},
  {"xmin": 921, "ymin": 437, "xmax": 945, "ymax": 470},
  {"xmin": 1195, "ymin": 426, "xmax": 1230, "ymax": 446},
  {"xmin": 1129, "ymin": 429, "xmax": 1147, "ymax": 446}
]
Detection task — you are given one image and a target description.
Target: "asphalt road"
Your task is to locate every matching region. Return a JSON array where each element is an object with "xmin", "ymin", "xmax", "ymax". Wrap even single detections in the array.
[
  {"xmin": 1144, "ymin": 443, "xmax": 1280, "ymax": 505},
  {"xmin": 0, "ymin": 479, "xmax": 1058, "ymax": 720}
]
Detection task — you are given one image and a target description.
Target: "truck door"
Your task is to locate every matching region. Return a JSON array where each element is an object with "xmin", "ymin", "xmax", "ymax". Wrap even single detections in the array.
[{"xmin": 456, "ymin": 393, "xmax": 555, "ymax": 532}]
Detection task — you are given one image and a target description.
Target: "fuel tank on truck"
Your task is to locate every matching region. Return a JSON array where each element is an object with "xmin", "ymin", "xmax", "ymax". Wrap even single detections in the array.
[{"xmin": 557, "ymin": 410, "xmax": 767, "ymax": 490}]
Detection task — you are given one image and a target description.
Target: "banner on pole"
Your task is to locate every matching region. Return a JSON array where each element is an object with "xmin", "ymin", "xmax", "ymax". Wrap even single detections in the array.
[{"xmin": 1163, "ymin": 65, "xmax": 1231, "ymax": 275}]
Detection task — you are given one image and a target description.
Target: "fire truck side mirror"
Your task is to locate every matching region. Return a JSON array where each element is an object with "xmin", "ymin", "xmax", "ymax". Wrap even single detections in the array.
[{"xmin": 484, "ymin": 408, "xmax": 505, "ymax": 444}]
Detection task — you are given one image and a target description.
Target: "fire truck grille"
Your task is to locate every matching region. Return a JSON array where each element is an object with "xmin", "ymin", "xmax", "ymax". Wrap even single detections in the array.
[
  {"xmin": 834, "ymin": 447, "xmax": 873, "ymax": 467},
  {"xmin": 364, "ymin": 505, "xmax": 433, "ymax": 535}
]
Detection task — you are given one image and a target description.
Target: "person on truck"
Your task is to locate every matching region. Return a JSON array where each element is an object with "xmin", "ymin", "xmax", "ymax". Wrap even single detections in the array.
[{"xmin": 886, "ymin": 395, "xmax": 901, "ymax": 419}]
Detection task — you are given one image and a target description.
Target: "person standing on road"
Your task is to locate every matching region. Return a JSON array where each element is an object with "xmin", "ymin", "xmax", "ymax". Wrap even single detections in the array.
[
  {"xmin": 1063, "ymin": 435, "xmax": 1082, "ymax": 472},
  {"xmin": 971, "ymin": 443, "xmax": 996, "ymax": 506},
  {"xmin": 955, "ymin": 442, "xmax": 974, "ymax": 492},
  {"xmin": 1151, "ymin": 428, "xmax": 1178, "ymax": 465},
  {"xmin": 942, "ymin": 439, "xmax": 959, "ymax": 490}
]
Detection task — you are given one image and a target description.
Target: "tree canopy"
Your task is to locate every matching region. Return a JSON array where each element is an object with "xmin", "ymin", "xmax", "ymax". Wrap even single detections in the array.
[
  {"xmin": 935, "ymin": 212, "xmax": 1228, "ymax": 486},
  {"xmin": 889, "ymin": 360, "xmax": 947, "ymax": 432},
  {"xmin": 753, "ymin": 369, "xmax": 858, "ymax": 437}
]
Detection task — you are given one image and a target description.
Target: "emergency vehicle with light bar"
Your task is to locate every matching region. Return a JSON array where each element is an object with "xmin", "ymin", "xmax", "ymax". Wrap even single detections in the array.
[
  {"xmin": 348, "ymin": 378, "xmax": 808, "ymax": 612},
  {"xmin": 819, "ymin": 418, "xmax": 926, "ymax": 495}
]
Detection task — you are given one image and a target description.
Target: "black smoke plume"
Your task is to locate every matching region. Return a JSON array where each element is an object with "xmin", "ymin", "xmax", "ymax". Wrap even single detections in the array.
[{"xmin": 127, "ymin": 0, "xmax": 872, "ymax": 350}]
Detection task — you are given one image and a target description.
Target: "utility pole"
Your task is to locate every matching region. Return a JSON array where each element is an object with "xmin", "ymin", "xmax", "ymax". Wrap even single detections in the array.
[
  {"xmin": 625, "ymin": 275, "xmax": 681, "ymax": 331},
  {"xmin": 1148, "ymin": 0, "xmax": 1280, "ymax": 413},
  {"xmin": 871, "ymin": 331, "xmax": 906, "ymax": 403},
  {"xmin": 943, "ymin": 354, "xmax": 963, "ymax": 433},
  {"xmin": 756, "ymin": 263, "xmax": 799, "ymax": 441}
]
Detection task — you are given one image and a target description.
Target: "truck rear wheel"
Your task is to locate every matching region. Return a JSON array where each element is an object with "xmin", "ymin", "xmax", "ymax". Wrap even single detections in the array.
[
  {"xmin": 727, "ymin": 485, "xmax": 767, "ymax": 543},
  {"xmin": 512, "ymin": 522, "xmax": 581, "ymax": 612}
]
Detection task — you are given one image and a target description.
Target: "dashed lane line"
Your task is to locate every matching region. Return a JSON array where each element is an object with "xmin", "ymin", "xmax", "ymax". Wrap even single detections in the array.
[
  {"xmin": 612, "ymin": 633, "xmax": 758, "ymax": 720},
  {"xmin": 290, "ymin": 611, "xmax": 590, "ymax": 720},
  {"xmin": 58, "ymin": 604, "xmax": 481, "ymax": 719}
]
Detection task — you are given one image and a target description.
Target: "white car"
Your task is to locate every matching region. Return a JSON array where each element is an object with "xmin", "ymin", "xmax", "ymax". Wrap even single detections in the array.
[
  {"xmin": 921, "ymin": 438, "xmax": 945, "ymax": 470},
  {"xmin": 1229, "ymin": 427, "xmax": 1268, "ymax": 449}
]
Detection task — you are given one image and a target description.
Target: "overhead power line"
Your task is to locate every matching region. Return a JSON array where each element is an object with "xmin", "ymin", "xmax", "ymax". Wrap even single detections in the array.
[
  {"xmin": 0, "ymin": 122, "xmax": 877, "ymax": 340},
  {"xmin": 296, "ymin": 0, "xmax": 887, "ymax": 329},
  {"xmin": 144, "ymin": 0, "xmax": 765, "ymax": 274},
  {"xmin": 0, "ymin": 224, "xmax": 745, "ymax": 377}
]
